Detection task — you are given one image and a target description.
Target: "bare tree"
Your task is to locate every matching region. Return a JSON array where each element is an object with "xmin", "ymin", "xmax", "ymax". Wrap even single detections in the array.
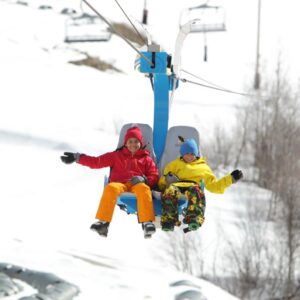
[
  {"xmin": 201, "ymin": 124, "xmax": 235, "ymax": 171},
  {"xmin": 217, "ymin": 194, "xmax": 281, "ymax": 299},
  {"xmin": 154, "ymin": 59, "xmax": 300, "ymax": 300},
  {"xmin": 233, "ymin": 104, "xmax": 252, "ymax": 169},
  {"xmin": 222, "ymin": 58, "xmax": 300, "ymax": 299},
  {"xmin": 155, "ymin": 230, "xmax": 205, "ymax": 278}
]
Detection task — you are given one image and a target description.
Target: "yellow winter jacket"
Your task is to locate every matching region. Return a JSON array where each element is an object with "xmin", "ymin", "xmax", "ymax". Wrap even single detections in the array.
[{"xmin": 158, "ymin": 156, "xmax": 232, "ymax": 194}]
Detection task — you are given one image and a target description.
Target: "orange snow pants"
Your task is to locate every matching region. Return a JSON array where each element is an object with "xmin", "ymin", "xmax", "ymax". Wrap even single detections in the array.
[{"xmin": 95, "ymin": 182, "xmax": 155, "ymax": 223}]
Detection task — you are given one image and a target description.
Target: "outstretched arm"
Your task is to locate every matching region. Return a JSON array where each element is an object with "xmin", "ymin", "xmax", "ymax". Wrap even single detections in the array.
[
  {"xmin": 61, "ymin": 152, "xmax": 80, "ymax": 164},
  {"xmin": 61, "ymin": 151, "xmax": 114, "ymax": 169},
  {"xmin": 204, "ymin": 168, "xmax": 243, "ymax": 194}
]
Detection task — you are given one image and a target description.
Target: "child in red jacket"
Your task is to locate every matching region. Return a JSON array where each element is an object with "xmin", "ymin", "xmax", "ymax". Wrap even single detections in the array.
[{"xmin": 61, "ymin": 126, "xmax": 159, "ymax": 238}]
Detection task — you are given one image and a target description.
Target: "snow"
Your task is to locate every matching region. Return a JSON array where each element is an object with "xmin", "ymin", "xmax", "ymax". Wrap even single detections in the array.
[{"xmin": 0, "ymin": 0, "xmax": 298, "ymax": 299}]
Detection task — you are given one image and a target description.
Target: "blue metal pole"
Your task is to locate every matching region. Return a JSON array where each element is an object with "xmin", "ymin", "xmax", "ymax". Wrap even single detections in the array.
[
  {"xmin": 153, "ymin": 73, "xmax": 169, "ymax": 163},
  {"xmin": 139, "ymin": 51, "xmax": 170, "ymax": 163}
]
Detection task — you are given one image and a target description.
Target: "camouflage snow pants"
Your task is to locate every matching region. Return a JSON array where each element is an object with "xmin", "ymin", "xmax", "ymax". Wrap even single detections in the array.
[{"xmin": 161, "ymin": 183, "xmax": 206, "ymax": 230}]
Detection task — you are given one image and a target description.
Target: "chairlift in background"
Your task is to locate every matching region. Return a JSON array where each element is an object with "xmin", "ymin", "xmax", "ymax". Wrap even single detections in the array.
[
  {"xmin": 179, "ymin": 3, "xmax": 226, "ymax": 33},
  {"xmin": 179, "ymin": 2, "xmax": 226, "ymax": 61},
  {"xmin": 61, "ymin": 7, "xmax": 77, "ymax": 15},
  {"xmin": 142, "ymin": 0, "xmax": 148, "ymax": 25},
  {"xmin": 16, "ymin": 0, "xmax": 28, "ymax": 6},
  {"xmin": 64, "ymin": 13, "xmax": 112, "ymax": 43},
  {"xmin": 38, "ymin": 5, "xmax": 52, "ymax": 10}
]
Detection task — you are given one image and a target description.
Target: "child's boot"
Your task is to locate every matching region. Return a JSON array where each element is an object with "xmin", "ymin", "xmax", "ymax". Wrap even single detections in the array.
[
  {"xmin": 182, "ymin": 218, "xmax": 200, "ymax": 233},
  {"xmin": 187, "ymin": 219, "xmax": 200, "ymax": 231},
  {"xmin": 90, "ymin": 221, "xmax": 110, "ymax": 237},
  {"xmin": 161, "ymin": 221, "xmax": 175, "ymax": 232},
  {"xmin": 142, "ymin": 222, "xmax": 156, "ymax": 239}
]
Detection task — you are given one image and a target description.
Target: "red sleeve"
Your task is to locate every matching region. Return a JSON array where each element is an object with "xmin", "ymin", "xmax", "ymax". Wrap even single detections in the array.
[
  {"xmin": 78, "ymin": 152, "xmax": 115, "ymax": 169},
  {"xmin": 144, "ymin": 157, "xmax": 159, "ymax": 188}
]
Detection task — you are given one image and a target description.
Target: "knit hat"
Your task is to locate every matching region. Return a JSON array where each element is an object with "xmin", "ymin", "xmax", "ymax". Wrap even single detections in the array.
[
  {"xmin": 180, "ymin": 139, "xmax": 199, "ymax": 157},
  {"xmin": 124, "ymin": 126, "xmax": 144, "ymax": 145}
]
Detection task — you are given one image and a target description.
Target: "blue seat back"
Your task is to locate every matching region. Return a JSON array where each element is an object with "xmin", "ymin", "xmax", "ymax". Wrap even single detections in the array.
[
  {"xmin": 116, "ymin": 123, "xmax": 156, "ymax": 162},
  {"xmin": 114, "ymin": 124, "xmax": 156, "ymax": 214},
  {"xmin": 158, "ymin": 125, "xmax": 201, "ymax": 175},
  {"xmin": 153, "ymin": 126, "xmax": 203, "ymax": 215}
]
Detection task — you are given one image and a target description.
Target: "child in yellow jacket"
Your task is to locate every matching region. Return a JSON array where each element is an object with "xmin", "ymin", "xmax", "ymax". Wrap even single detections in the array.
[{"xmin": 158, "ymin": 138, "xmax": 243, "ymax": 232}]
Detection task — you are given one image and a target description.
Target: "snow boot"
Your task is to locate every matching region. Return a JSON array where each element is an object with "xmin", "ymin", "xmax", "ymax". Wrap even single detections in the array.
[
  {"xmin": 182, "ymin": 219, "xmax": 200, "ymax": 233},
  {"xmin": 161, "ymin": 221, "xmax": 175, "ymax": 232},
  {"xmin": 188, "ymin": 219, "xmax": 200, "ymax": 231},
  {"xmin": 142, "ymin": 222, "xmax": 156, "ymax": 239},
  {"xmin": 90, "ymin": 221, "xmax": 110, "ymax": 237}
]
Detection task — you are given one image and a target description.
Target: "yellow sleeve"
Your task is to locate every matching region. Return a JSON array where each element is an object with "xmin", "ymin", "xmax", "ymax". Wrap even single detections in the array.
[
  {"xmin": 158, "ymin": 176, "xmax": 166, "ymax": 191},
  {"xmin": 158, "ymin": 160, "xmax": 177, "ymax": 191},
  {"xmin": 203, "ymin": 165, "xmax": 233, "ymax": 194}
]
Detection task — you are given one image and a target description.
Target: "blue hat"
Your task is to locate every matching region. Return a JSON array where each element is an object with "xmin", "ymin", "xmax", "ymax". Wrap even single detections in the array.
[{"xmin": 180, "ymin": 139, "xmax": 199, "ymax": 157}]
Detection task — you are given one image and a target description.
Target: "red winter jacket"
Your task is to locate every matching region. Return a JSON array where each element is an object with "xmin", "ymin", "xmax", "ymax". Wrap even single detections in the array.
[{"xmin": 78, "ymin": 147, "xmax": 159, "ymax": 188}]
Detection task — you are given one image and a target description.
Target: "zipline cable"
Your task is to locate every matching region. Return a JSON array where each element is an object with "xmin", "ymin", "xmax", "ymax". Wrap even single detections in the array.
[
  {"xmin": 114, "ymin": 0, "xmax": 148, "ymax": 46},
  {"xmin": 181, "ymin": 69, "xmax": 233, "ymax": 92},
  {"xmin": 180, "ymin": 78, "xmax": 257, "ymax": 97},
  {"xmin": 82, "ymin": 0, "xmax": 262, "ymax": 99},
  {"xmin": 81, "ymin": 0, "xmax": 153, "ymax": 67},
  {"xmin": 180, "ymin": 69, "xmax": 267, "ymax": 99}
]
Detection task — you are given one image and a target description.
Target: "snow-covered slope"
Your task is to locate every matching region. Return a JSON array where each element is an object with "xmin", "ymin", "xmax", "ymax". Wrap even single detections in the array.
[
  {"xmin": 1, "ymin": 239, "xmax": 242, "ymax": 300},
  {"xmin": 1, "ymin": 0, "xmax": 295, "ymax": 299}
]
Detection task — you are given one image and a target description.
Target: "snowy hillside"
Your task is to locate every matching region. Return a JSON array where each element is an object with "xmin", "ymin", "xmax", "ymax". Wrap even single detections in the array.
[{"xmin": 1, "ymin": 0, "xmax": 298, "ymax": 299}]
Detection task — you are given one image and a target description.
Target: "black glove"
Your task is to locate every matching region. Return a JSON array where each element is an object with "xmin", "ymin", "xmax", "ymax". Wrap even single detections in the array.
[
  {"xmin": 130, "ymin": 176, "xmax": 146, "ymax": 185},
  {"xmin": 165, "ymin": 172, "xmax": 179, "ymax": 186},
  {"xmin": 231, "ymin": 169, "xmax": 243, "ymax": 183},
  {"xmin": 61, "ymin": 152, "xmax": 80, "ymax": 164}
]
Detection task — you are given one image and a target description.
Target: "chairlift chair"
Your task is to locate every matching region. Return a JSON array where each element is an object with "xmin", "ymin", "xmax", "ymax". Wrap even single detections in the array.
[
  {"xmin": 111, "ymin": 52, "xmax": 204, "ymax": 222},
  {"xmin": 64, "ymin": 13, "xmax": 112, "ymax": 43},
  {"xmin": 105, "ymin": 29, "xmax": 205, "ymax": 223},
  {"xmin": 107, "ymin": 123, "xmax": 157, "ymax": 215},
  {"xmin": 112, "ymin": 124, "xmax": 203, "ymax": 217},
  {"xmin": 179, "ymin": 4, "xmax": 226, "ymax": 33}
]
